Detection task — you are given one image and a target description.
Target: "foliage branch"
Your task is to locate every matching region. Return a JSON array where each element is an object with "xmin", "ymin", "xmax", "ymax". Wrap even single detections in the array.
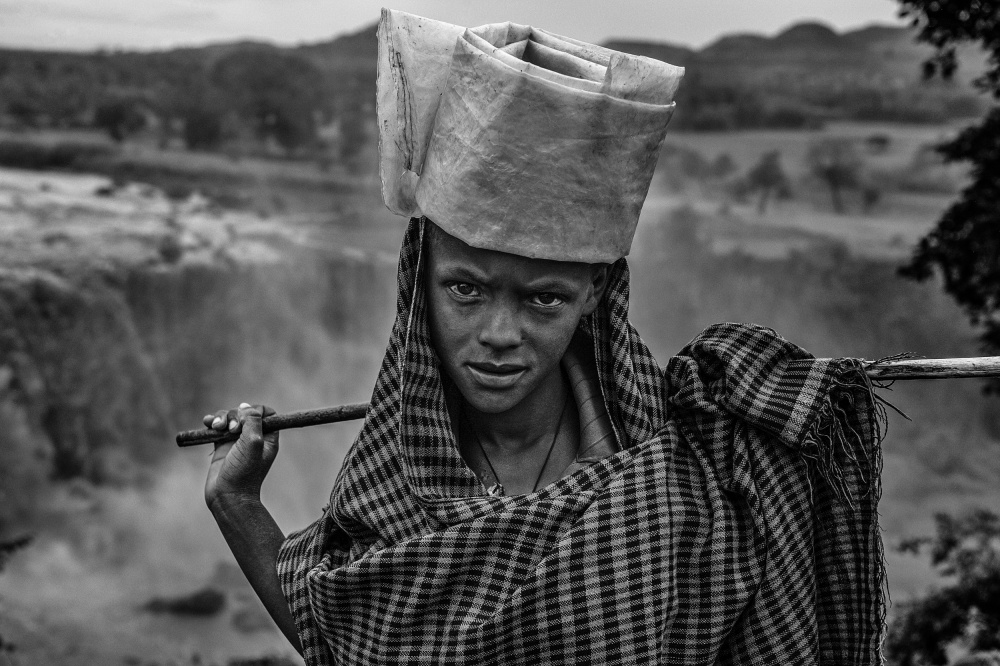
[{"xmin": 898, "ymin": 0, "xmax": 1000, "ymax": 365}]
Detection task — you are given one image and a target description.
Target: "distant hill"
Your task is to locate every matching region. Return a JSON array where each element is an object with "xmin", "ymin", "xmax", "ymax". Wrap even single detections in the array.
[
  {"xmin": 298, "ymin": 24, "xmax": 378, "ymax": 72},
  {"xmin": 0, "ymin": 20, "xmax": 988, "ymax": 153},
  {"xmin": 600, "ymin": 40, "xmax": 695, "ymax": 68},
  {"xmin": 607, "ymin": 21, "xmax": 987, "ymax": 129}
]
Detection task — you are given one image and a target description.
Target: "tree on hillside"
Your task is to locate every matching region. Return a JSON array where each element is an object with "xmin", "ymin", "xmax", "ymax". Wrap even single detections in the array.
[
  {"xmin": 181, "ymin": 106, "xmax": 225, "ymax": 151},
  {"xmin": 172, "ymin": 86, "xmax": 228, "ymax": 152},
  {"xmin": 93, "ymin": 96, "xmax": 147, "ymax": 142},
  {"xmin": 710, "ymin": 153, "xmax": 738, "ymax": 180},
  {"xmin": 745, "ymin": 150, "xmax": 791, "ymax": 214},
  {"xmin": 806, "ymin": 138, "xmax": 864, "ymax": 214},
  {"xmin": 896, "ymin": 0, "xmax": 1000, "ymax": 366},
  {"xmin": 885, "ymin": 509, "xmax": 1000, "ymax": 665},
  {"xmin": 210, "ymin": 49, "xmax": 324, "ymax": 155}
]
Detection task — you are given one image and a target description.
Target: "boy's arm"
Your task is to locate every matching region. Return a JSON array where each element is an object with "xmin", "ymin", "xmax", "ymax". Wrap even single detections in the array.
[
  {"xmin": 204, "ymin": 403, "xmax": 302, "ymax": 655},
  {"xmin": 209, "ymin": 492, "xmax": 302, "ymax": 654}
]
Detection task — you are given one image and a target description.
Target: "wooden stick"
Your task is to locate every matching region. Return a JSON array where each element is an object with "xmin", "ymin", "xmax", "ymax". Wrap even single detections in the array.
[
  {"xmin": 175, "ymin": 403, "xmax": 368, "ymax": 447},
  {"xmin": 863, "ymin": 356, "xmax": 1000, "ymax": 380},
  {"xmin": 175, "ymin": 356, "xmax": 1000, "ymax": 447}
]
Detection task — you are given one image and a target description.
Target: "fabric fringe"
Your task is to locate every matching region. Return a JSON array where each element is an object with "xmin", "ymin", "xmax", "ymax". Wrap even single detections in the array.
[
  {"xmin": 799, "ymin": 359, "xmax": 890, "ymax": 501},
  {"xmin": 800, "ymin": 357, "xmax": 891, "ymax": 662}
]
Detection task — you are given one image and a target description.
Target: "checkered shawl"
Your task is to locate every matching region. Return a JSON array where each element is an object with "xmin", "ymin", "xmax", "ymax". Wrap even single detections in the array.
[{"xmin": 277, "ymin": 218, "xmax": 886, "ymax": 665}]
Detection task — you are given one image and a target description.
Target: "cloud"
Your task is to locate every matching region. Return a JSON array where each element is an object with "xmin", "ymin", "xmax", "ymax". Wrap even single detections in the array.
[
  {"xmin": 0, "ymin": 0, "xmax": 230, "ymax": 50},
  {"xmin": 0, "ymin": 0, "xmax": 906, "ymax": 52}
]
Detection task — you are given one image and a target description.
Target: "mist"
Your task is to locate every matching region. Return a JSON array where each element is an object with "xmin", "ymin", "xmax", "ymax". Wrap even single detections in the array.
[
  {"xmin": 2, "ymin": 13, "xmax": 999, "ymax": 663},
  {"xmin": 4, "ymin": 158, "xmax": 998, "ymax": 662}
]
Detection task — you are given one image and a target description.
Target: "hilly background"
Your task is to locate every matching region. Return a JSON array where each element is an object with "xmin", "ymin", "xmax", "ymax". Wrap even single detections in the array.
[
  {"xmin": 0, "ymin": 19, "xmax": 987, "ymax": 161},
  {"xmin": 1, "ymin": 16, "xmax": 998, "ymax": 666}
]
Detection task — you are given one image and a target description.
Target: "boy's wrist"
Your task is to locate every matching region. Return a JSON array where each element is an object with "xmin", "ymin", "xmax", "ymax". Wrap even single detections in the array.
[{"xmin": 207, "ymin": 489, "xmax": 263, "ymax": 516}]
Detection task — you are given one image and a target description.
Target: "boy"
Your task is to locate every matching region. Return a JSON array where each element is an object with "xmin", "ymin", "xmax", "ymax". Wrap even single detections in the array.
[{"xmin": 203, "ymin": 11, "xmax": 884, "ymax": 665}]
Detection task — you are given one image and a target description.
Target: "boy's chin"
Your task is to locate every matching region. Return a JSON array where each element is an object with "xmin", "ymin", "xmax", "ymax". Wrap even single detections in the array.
[{"xmin": 458, "ymin": 386, "xmax": 526, "ymax": 416}]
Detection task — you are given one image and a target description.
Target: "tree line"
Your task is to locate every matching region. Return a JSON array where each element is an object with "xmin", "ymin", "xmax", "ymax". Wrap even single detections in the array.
[
  {"xmin": 0, "ymin": 44, "xmax": 372, "ymax": 161},
  {"xmin": 888, "ymin": 1, "xmax": 1000, "ymax": 663},
  {"xmin": 1, "ymin": 25, "xmax": 987, "ymax": 157}
]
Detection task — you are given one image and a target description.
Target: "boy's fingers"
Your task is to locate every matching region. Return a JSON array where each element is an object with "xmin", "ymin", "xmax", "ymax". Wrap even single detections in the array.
[
  {"xmin": 210, "ymin": 409, "xmax": 231, "ymax": 431},
  {"xmin": 238, "ymin": 404, "xmax": 264, "ymax": 442},
  {"xmin": 234, "ymin": 404, "xmax": 252, "ymax": 431},
  {"xmin": 259, "ymin": 406, "xmax": 278, "ymax": 448},
  {"xmin": 205, "ymin": 404, "xmax": 270, "ymax": 434},
  {"xmin": 226, "ymin": 408, "xmax": 240, "ymax": 432}
]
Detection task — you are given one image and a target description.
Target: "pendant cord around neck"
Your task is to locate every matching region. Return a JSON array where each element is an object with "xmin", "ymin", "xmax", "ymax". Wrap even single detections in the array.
[
  {"xmin": 465, "ymin": 392, "xmax": 570, "ymax": 496},
  {"xmin": 530, "ymin": 394, "xmax": 569, "ymax": 492}
]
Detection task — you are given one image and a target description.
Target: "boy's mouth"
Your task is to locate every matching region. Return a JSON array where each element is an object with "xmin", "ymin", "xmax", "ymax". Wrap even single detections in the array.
[{"xmin": 466, "ymin": 362, "xmax": 528, "ymax": 388}]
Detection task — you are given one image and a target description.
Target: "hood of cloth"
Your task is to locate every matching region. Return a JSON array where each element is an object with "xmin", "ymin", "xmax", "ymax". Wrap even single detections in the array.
[
  {"xmin": 277, "ymin": 219, "xmax": 886, "ymax": 665},
  {"xmin": 326, "ymin": 217, "xmax": 669, "ymax": 536},
  {"xmin": 665, "ymin": 321, "xmax": 884, "ymax": 504}
]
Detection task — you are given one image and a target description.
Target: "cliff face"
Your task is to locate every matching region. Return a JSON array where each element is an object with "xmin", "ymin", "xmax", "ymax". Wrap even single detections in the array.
[
  {"xmin": 0, "ymin": 166, "xmax": 411, "ymax": 662},
  {"xmin": 4, "ymin": 162, "xmax": 1000, "ymax": 661},
  {"xmin": 0, "ymin": 167, "xmax": 398, "ymax": 537}
]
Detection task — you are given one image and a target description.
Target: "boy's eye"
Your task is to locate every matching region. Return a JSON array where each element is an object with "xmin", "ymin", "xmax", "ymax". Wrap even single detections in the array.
[
  {"xmin": 447, "ymin": 282, "xmax": 479, "ymax": 297},
  {"xmin": 532, "ymin": 293, "xmax": 564, "ymax": 307}
]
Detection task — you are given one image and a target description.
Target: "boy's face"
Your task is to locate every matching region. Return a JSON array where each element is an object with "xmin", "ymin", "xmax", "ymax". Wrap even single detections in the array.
[{"xmin": 425, "ymin": 223, "xmax": 607, "ymax": 415}]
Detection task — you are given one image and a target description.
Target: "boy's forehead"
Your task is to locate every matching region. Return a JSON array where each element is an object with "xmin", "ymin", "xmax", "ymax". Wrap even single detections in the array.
[{"xmin": 426, "ymin": 222, "xmax": 589, "ymax": 279}]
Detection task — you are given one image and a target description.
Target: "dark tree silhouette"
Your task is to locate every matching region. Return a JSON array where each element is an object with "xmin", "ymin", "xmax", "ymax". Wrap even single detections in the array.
[
  {"xmin": 210, "ymin": 48, "xmax": 324, "ymax": 154},
  {"xmin": 181, "ymin": 106, "xmax": 225, "ymax": 151},
  {"xmin": 93, "ymin": 97, "xmax": 147, "ymax": 142},
  {"xmin": 862, "ymin": 185, "xmax": 883, "ymax": 215},
  {"xmin": 0, "ymin": 535, "xmax": 31, "ymax": 654},
  {"xmin": 745, "ymin": 150, "xmax": 791, "ymax": 214},
  {"xmin": 807, "ymin": 138, "xmax": 863, "ymax": 213},
  {"xmin": 897, "ymin": 0, "xmax": 1000, "ymax": 361},
  {"xmin": 164, "ymin": 80, "xmax": 229, "ymax": 151},
  {"xmin": 710, "ymin": 153, "xmax": 738, "ymax": 180},
  {"xmin": 886, "ymin": 509, "xmax": 1000, "ymax": 666}
]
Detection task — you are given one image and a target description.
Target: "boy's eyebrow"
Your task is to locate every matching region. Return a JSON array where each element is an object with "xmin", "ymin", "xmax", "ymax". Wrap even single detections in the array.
[
  {"xmin": 522, "ymin": 277, "xmax": 578, "ymax": 293},
  {"xmin": 433, "ymin": 262, "xmax": 581, "ymax": 292},
  {"xmin": 433, "ymin": 263, "xmax": 490, "ymax": 283}
]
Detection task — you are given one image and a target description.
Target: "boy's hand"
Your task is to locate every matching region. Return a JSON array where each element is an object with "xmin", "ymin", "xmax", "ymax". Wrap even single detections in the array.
[{"xmin": 204, "ymin": 402, "xmax": 279, "ymax": 510}]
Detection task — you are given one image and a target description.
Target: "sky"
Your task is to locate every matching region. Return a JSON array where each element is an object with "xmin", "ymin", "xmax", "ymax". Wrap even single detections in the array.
[{"xmin": 0, "ymin": 0, "xmax": 908, "ymax": 52}]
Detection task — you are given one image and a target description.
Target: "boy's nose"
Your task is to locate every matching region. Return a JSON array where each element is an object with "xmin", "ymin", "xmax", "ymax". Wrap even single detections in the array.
[{"xmin": 478, "ymin": 304, "xmax": 521, "ymax": 349}]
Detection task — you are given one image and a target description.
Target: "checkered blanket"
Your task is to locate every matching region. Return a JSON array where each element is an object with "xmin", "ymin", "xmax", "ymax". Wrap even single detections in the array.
[{"xmin": 277, "ymin": 218, "xmax": 886, "ymax": 665}]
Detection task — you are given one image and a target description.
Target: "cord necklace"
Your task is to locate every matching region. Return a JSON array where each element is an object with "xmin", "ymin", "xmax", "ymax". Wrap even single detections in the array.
[{"xmin": 467, "ymin": 393, "xmax": 570, "ymax": 496}]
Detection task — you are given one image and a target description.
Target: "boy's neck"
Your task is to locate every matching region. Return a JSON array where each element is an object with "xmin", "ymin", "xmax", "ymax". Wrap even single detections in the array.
[{"xmin": 463, "ymin": 366, "xmax": 569, "ymax": 454}]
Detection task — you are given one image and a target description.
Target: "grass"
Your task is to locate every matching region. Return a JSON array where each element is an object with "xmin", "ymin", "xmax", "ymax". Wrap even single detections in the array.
[
  {"xmin": 0, "ymin": 129, "xmax": 379, "ymax": 217},
  {"xmin": 663, "ymin": 120, "xmax": 966, "ymax": 174},
  {"xmin": 0, "ymin": 135, "xmax": 113, "ymax": 170}
]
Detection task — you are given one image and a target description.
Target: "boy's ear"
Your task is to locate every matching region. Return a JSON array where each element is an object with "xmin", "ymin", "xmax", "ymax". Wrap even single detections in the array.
[{"xmin": 581, "ymin": 265, "xmax": 610, "ymax": 316}]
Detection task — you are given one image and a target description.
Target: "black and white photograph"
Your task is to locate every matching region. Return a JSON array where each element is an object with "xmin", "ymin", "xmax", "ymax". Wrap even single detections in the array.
[{"xmin": 1, "ymin": 1, "xmax": 999, "ymax": 664}]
